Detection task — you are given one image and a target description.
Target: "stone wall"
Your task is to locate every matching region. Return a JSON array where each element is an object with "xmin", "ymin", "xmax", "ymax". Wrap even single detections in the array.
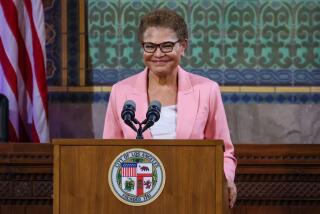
[{"xmin": 49, "ymin": 102, "xmax": 320, "ymax": 144}]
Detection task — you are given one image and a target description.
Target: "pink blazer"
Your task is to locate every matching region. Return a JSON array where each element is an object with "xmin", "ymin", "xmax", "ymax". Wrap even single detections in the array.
[{"xmin": 103, "ymin": 66, "xmax": 237, "ymax": 181}]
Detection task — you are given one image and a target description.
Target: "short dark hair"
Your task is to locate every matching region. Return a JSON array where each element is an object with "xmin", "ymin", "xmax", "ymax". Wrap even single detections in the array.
[{"xmin": 138, "ymin": 9, "xmax": 188, "ymax": 42}]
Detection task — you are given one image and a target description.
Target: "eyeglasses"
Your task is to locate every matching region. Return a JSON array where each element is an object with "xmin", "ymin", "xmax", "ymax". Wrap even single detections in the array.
[{"xmin": 141, "ymin": 40, "xmax": 181, "ymax": 53}]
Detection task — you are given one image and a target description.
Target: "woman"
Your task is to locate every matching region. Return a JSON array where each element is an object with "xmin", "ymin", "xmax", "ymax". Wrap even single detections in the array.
[{"xmin": 103, "ymin": 9, "xmax": 237, "ymax": 208}]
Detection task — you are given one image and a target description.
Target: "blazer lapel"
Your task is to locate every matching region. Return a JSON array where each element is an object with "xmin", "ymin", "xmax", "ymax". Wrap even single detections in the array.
[
  {"xmin": 176, "ymin": 67, "xmax": 199, "ymax": 139},
  {"xmin": 126, "ymin": 66, "xmax": 199, "ymax": 139},
  {"xmin": 126, "ymin": 68, "xmax": 152, "ymax": 139}
]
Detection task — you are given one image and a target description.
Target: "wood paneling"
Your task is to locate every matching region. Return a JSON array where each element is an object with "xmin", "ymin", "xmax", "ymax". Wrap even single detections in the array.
[
  {"xmin": 54, "ymin": 140, "xmax": 225, "ymax": 214},
  {"xmin": 1, "ymin": 143, "xmax": 320, "ymax": 214},
  {"xmin": 0, "ymin": 144, "xmax": 52, "ymax": 214},
  {"xmin": 234, "ymin": 144, "xmax": 320, "ymax": 214}
]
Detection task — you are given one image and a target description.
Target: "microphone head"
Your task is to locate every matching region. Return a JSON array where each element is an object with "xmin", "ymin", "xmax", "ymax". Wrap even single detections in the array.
[
  {"xmin": 121, "ymin": 100, "xmax": 136, "ymax": 121},
  {"xmin": 147, "ymin": 100, "xmax": 161, "ymax": 122},
  {"xmin": 149, "ymin": 100, "xmax": 161, "ymax": 110},
  {"xmin": 123, "ymin": 100, "xmax": 136, "ymax": 111}
]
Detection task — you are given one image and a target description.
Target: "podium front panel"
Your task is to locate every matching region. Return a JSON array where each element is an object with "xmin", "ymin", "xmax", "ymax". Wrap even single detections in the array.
[{"xmin": 53, "ymin": 139, "xmax": 224, "ymax": 214}]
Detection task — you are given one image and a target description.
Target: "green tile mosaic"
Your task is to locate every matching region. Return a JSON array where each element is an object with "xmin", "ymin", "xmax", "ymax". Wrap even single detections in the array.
[{"xmin": 87, "ymin": 0, "xmax": 319, "ymax": 72}]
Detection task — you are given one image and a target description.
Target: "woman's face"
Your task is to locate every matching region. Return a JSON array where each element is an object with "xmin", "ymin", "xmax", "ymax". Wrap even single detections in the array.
[{"xmin": 142, "ymin": 27, "xmax": 186, "ymax": 77}]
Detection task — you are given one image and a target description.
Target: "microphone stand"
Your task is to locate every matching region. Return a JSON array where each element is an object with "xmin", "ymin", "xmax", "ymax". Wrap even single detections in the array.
[
  {"xmin": 122, "ymin": 100, "xmax": 161, "ymax": 140},
  {"xmin": 132, "ymin": 119, "xmax": 145, "ymax": 139},
  {"xmin": 136, "ymin": 124, "xmax": 143, "ymax": 139}
]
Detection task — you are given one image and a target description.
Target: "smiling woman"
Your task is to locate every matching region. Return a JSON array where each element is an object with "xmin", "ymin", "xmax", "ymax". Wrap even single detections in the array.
[
  {"xmin": 143, "ymin": 27, "xmax": 186, "ymax": 105},
  {"xmin": 103, "ymin": 9, "xmax": 237, "ymax": 208}
]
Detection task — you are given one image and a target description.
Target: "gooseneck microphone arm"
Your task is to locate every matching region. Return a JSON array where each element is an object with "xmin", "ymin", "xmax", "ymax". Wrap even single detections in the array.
[{"xmin": 121, "ymin": 100, "xmax": 162, "ymax": 139}]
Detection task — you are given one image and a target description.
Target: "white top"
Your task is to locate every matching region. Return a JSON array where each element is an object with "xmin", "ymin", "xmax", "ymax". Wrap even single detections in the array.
[{"xmin": 150, "ymin": 105, "xmax": 177, "ymax": 139}]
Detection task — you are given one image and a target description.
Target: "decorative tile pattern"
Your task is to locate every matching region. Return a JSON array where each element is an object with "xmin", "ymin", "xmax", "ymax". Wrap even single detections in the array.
[
  {"xmin": 44, "ymin": 0, "xmax": 320, "ymax": 103},
  {"xmin": 223, "ymin": 92, "xmax": 320, "ymax": 104},
  {"xmin": 67, "ymin": 0, "xmax": 80, "ymax": 86},
  {"xmin": 44, "ymin": 0, "xmax": 61, "ymax": 85},
  {"xmin": 47, "ymin": 91, "xmax": 320, "ymax": 104},
  {"xmin": 87, "ymin": 0, "xmax": 320, "ymax": 87}
]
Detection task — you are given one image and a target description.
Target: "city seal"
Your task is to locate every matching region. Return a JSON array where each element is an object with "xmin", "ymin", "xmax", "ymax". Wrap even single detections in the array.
[{"xmin": 108, "ymin": 148, "xmax": 166, "ymax": 206}]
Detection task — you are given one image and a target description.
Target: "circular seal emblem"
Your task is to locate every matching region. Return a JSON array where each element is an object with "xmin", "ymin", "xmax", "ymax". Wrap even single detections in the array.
[{"xmin": 108, "ymin": 148, "xmax": 166, "ymax": 206}]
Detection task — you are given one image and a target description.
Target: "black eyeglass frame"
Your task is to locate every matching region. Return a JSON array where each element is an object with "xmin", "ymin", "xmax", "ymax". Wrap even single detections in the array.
[{"xmin": 141, "ymin": 39, "xmax": 181, "ymax": 53}]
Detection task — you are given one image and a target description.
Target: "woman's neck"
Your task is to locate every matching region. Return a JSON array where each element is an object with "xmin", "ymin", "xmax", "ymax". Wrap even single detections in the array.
[
  {"xmin": 147, "ymin": 68, "xmax": 178, "ymax": 106},
  {"xmin": 148, "ymin": 68, "xmax": 178, "ymax": 87}
]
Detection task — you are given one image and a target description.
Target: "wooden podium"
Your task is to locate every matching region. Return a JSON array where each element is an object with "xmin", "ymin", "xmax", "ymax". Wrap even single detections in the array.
[{"xmin": 53, "ymin": 139, "xmax": 230, "ymax": 214}]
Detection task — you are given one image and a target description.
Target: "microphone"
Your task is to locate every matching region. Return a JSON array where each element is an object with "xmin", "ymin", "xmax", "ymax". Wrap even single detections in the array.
[
  {"xmin": 141, "ymin": 100, "xmax": 161, "ymax": 132},
  {"xmin": 121, "ymin": 100, "xmax": 137, "ymax": 132}
]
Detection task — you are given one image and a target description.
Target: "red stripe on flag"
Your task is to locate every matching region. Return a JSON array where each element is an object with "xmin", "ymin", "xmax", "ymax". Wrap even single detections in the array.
[
  {"xmin": 24, "ymin": 0, "xmax": 48, "ymax": 115},
  {"xmin": 0, "ymin": 0, "xmax": 34, "ymax": 102},
  {"xmin": 31, "ymin": 120, "xmax": 40, "ymax": 143},
  {"xmin": 122, "ymin": 167, "xmax": 137, "ymax": 177}
]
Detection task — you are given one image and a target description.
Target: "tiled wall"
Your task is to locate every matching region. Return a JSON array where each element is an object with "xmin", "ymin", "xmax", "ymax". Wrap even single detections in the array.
[{"xmin": 45, "ymin": 0, "xmax": 320, "ymax": 142}]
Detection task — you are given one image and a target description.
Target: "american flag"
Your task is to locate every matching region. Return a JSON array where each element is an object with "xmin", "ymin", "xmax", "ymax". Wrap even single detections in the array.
[
  {"xmin": 0, "ymin": 0, "xmax": 49, "ymax": 143},
  {"xmin": 122, "ymin": 163, "xmax": 137, "ymax": 177}
]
